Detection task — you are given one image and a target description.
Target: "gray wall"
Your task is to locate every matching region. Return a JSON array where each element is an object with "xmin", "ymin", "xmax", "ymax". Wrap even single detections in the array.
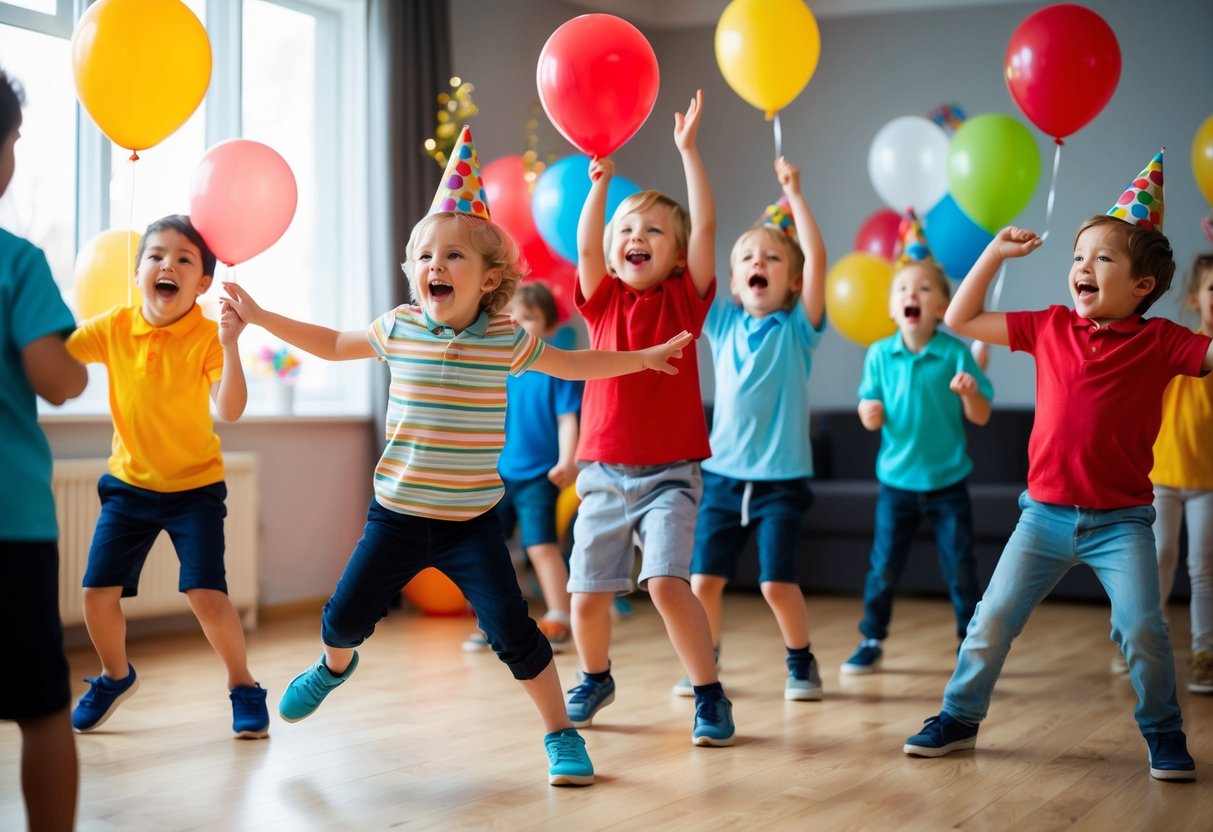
[{"xmin": 453, "ymin": 0, "xmax": 1213, "ymax": 408}]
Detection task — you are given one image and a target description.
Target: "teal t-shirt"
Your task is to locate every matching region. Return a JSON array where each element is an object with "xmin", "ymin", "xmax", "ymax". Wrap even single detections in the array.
[
  {"xmin": 858, "ymin": 329, "xmax": 993, "ymax": 491},
  {"xmin": 0, "ymin": 228, "xmax": 76, "ymax": 540}
]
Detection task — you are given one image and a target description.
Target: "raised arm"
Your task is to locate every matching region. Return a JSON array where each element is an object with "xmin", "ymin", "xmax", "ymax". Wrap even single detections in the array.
[
  {"xmin": 944, "ymin": 226, "xmax": 1042, "ymax": 346},
  {"xmin": 528, "ymin": 331, "xmax": 693, "ymax": 381},
  {"xmin": 22, "ymin": 334, "xmax": 87, "ymax": 405},
  {"xmin": 577, "ymin": 157, "xmax": 614, "ymax": 302},
  {"xmin": 674, "ymin": 89, "xmax": 715, "ymax": 298},
  {"xmin": 221, "ymin": 282, "xmax": 376, "ymax": 361},
  {"xmin": 776, "ymin": 157, "xmax": 825, "ymax": 329}
]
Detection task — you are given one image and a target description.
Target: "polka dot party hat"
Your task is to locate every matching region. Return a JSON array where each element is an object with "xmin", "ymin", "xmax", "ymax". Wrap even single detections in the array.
[
  {"xmin": 430, "ymin": 125, "xmax": 490, "ymax": 221},
  {"xmin": 1107, "ymin": 149, "xmax": 1164, "ymax": 232},
  {"xmin": 895, "ymin": 208, "xmax": 933, "ymax": 266},
  {"xmin": 755, "ymin": 195, "xmax": 797, "ymax": 244}
]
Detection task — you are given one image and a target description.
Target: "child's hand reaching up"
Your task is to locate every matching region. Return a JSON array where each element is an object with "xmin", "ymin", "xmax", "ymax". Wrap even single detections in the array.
[
  {"xmin": 991, "ymin": 226, "xmax": 1042, "ymax": 260},
  {"xmin": 218, "ymin": 301, "xmax": 247, "ymax": 348},
  {"xmin": 673, "ymin": 89, "xmax": 704, "ymax": 153},
  {"xmin": 776, "ymin": 156, "xmax": 801, "ymax": 197},
  {"xmin": 642, "ymin": 330, "xmax": 694, "ymax": 375},
  {"xmin": 950, "ymin": 371, "xmax": 979, "ymax": 398},
  {"xmin": 589, "ymin": 156, "xmax": 614, "ymax": 183},
  {"xmin": 220, "ymin": 282, "xmax": 264, "ymax": 326}
]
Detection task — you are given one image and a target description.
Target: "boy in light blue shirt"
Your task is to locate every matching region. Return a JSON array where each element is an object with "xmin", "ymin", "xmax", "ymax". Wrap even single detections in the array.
[{"xmin": 842, "ymin": 213, "xmax": 992, "ymax": 675}]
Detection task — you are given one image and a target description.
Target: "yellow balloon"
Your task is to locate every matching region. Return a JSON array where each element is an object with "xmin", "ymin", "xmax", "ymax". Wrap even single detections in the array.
[
  {"xmin": 1192, "ymin": 114, "xmax": 1213, "ymax": 207},
  {"xmin": 556, "ymin": 484, "xmax": 580, "ymax": 549},
  {"xmin": 715, "ymin": 0, "xmax": 820, "ymax": 119},
  {"xmin": 71, "ymin": 0, "xmax": 211, "ymax": 152},
  {"xmin": 74, "ymin": 230, "xmax": 143, "ymax": 320},
  {"xmin": 825, "ymin": 252, "xmax": 896, "ymax": 347}
]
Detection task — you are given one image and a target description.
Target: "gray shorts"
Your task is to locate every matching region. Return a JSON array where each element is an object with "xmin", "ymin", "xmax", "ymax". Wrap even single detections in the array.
[{"xmin": 568, "ymin": 460, "xmax": 702, "ymax": 594}]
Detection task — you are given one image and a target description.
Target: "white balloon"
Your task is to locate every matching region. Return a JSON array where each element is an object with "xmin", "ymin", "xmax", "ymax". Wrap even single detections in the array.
[{"xmin": 868, "ymin": 115, "xmax": 950, "ymax": 215}]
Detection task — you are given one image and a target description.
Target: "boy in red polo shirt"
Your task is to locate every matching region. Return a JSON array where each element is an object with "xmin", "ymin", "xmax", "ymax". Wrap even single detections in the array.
[
  {"xmin": 901, "ymin": 151, "xmax": 1212, "ymax": 780},
  {"xmin": 563, "ymin": 90, "xmax": 734, "ymax": 747}
]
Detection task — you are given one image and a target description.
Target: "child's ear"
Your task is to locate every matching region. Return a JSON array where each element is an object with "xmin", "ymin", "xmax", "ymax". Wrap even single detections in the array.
[
  {"xmin": 481, "ymin": 268, "xmax": 503, "ymax": 293},
  {"xmin": 197, "ymin": 273, "xmax": 214, "ymax": 297},
  {"xmin": 1133, "ymin": 274, "xmax": 1157, "ymax": 299}
]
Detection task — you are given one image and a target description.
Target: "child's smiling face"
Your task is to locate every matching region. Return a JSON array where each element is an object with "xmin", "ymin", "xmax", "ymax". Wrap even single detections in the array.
[
  {"xmin": 136, "ymin": 229, "xmax": 212, "ymax": 327},
  {"xmin": 411, "ymin": 217, "xmax": 500, "ymax": 331},
  {"xmin": 1069, "ymin": 223, "xmax": 1156, "ymax": 326},
  {"xmin": 729, "ymin": 227, "xmax": 799, "ymax": 318},
  {"xmin": 889, "ymin": 263, "xmax": 948, "ymax": 339},
  {"xmin": 608, "ymin": 204, "xmax": 686, "ymax": 292}
]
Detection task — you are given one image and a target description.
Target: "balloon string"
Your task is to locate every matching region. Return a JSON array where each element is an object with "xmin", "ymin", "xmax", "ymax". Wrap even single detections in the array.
[
  {"xmin": 1039, "ymin": 142, "xmax": 1062, "ymax": 243},
  {"xmin": 773, "ymin": 113, "xmax": 782, "ymax": 160},
  {"xmin": 990, "ymin": 261, "xmax": 1008, "ymax": 311},
  {"xmin": 127, "ymin": 154, "xmax": 137, "ymax": 307}
]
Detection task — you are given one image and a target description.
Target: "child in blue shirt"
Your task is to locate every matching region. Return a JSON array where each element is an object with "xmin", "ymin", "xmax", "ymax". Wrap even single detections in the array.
[{"xmin": 842, "ymin": 214, "xmax": 993, "ymax": 675}]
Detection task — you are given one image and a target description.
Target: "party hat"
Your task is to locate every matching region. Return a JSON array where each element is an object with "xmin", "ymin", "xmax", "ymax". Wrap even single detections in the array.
[
  {"xmin": 755, "ymin": 195, "xmax": 797, "ymax": 244},
  {"xmin": 430, "ymin": 125, "xmax": 490, "ymax": 220},
  {"xmin": 895, "ymin": 208, "xmax": 933, "ymax": 265},
  {"xmin": 1107, "ymin": 149, "xmax": 1164, "ymax": 232}
]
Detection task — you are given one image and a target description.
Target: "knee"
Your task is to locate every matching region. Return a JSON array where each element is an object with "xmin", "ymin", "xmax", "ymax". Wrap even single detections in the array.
[
  {"xmin": 647, "ymin": 576, "xmax": 687, "ymax": 606},
  {"xmin": 186, "ymin": 588, "xmax": 231, "ymax": 617},
  {"xmin": 82, "ymin": 586, "xmax": 122, "ymax": 608}
]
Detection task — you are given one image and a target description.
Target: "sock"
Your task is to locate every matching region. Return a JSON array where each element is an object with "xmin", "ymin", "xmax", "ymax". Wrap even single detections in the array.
[
  {"xmin": 585, "ymin": 668, "xmax": 611, "ymax": 684},
  {"xmin": 543, "ymin": 610, "xmax": 571, "ymax": 625},
  {"xmin": 693, "ymin": 681, "xmax": 724, "ymax": 700},
  {"xmin": 786, "ymin": 645, "xmax": 811, "ymax": 675},
  {"xmin": 860, "ymin": 637, "xmax": 882, "ymax": 649}
]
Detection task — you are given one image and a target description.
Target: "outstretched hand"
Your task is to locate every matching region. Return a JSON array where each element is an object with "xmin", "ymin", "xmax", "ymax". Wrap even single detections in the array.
[
  {"xmin": 775, "ymin": 156, "xmax": 801, "ymax": 196},
  {"xmin": 992, "ymin": 226, "xmax": 1042, "ymax": 260},
  {"xmin": 642, "ymin": 330, "xmax": 694, "ymax": 374},
  {"xmin": 589, "ymin": 156, "xmax": 615, "ymax": 183},
  {"xmin": 220, "ymin": 282, "xmax": 264, "ymax": 326},
  {"xmin": 673, "ymin": 89, "xmax": 704, "ymax": 152}
]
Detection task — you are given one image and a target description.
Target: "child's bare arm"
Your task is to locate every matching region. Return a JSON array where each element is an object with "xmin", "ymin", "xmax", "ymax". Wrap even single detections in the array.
[
  {"xmin": 577, "ymin": 157, "xmax": 613, "ymax": 302},
  {"xmin": 211, "ymin": 302, "xmax": 248, "ymax": 421},
  {"xmin": 776, "ymin": 157, "xmax": 825, "ymax": 329},
  {"xmin": 222, "ymin": 282, "xmax": 376, "ymax": 361},
  {"xmin": 21, "ymin": 335, "xmax": 87, "ymax": 405},
  {"xmin": 675, "ymin": 90, "xmax": 716, "ymax": 299},
  {"xmin": 1204, "ymin": 339, "xmax": 1213, "ymax": 373},
  {"xmin": 950, "ymin": 371, "xmax": 991, "ymax": 426},
  {"xmin": 944, "ymin": 226, "xmax": 1041, "ymax": 345},
  {"xmin": 529, "ymin": 331, "xmax": 693, "ymax": 380},
  {"xmin": 549, "ymin": 411, "xmax": 580, "ymax": 489},
  {"xmin": 857, "ymin": 399, "xmax": 885, "ymax": 431}
]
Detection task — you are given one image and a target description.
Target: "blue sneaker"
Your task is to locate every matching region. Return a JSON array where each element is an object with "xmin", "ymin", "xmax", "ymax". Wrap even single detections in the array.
[
  {"xmin": 692, "ymin": 692, "xmax": 735, "ymax": 747},
  {"xmin": 279, "ymin": 652, "xmax": 359, "ymax": 723},
  {"xmin": 230, "ymin": 683, "xmax": 270, "ymax": 739},
  {"xmin": 903, "ymin": 712, "xmax": 979, "ymax": 757},
  {"xmin": 785, "ymin": 654, "xmax": 823, "ymax": 701},
  {"xmin": 1146, "ymin": 730, "xmax": 1196, "ymax": 780},
  {"xmin": 544, "ymin": 728, "xmax": 594, "ymax": 786},
  {"xmin": 841, "ymin": 639, "xmax": 883, "ymax": 675},
  {"xmin": 565, "ymin": 673, "xmax": 615, "ymax": 727},
  {"xmin": 72, "ymin": 663, "xmax": 139, "ymax": 733}
]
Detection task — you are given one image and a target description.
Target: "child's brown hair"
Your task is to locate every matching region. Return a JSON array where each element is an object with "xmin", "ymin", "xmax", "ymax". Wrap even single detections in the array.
[
  {"xmin": 1074, "ymin": 215, "xmax": 1175, "ymax": 314},
  {"xmin": 513, "ymin": 282, "xmax": 559, "ymax": 330}
]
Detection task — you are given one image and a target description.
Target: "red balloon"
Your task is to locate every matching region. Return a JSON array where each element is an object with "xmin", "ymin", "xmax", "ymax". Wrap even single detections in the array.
[
  {"xmin": 1004, "ymin": 4, "xmax": 1120, "ymax": 142},
  {"xmin": 536, "ymin": 14, "xmax": 659, "ymax": 157},
  {"xmin": 481, "ymin": 154, "xmax": 556, "ymax": 278},
  {"xmin": 536, "ymin": 259, "xmax": 577, "ymax": 323},
  {"xmin": 854, "ymin": 208, "xmax": 902, "ymax": 261}
]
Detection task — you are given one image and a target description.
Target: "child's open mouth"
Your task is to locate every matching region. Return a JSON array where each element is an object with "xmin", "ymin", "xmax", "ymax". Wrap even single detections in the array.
[
  {"xmin": 155, "ymin": 278, "xmax": 180, "ymax": 300},
  {"xmin": 1077, "ymin": 281, "xmax": 1098, "ymax": 297},
  {"xmin": 748, "ymin": 274, "xmax": 769, "ymax": 289},
  {"xmin": 626, "ymin": 250, "xmax": 650, "ymax": 266},
  {"xmin": 429, "ymin": 280, "xmax": 453, "ymax": 301},
  {"xmin": 904, "ymin": 304, "xmax": 921, "ymax": 322}
]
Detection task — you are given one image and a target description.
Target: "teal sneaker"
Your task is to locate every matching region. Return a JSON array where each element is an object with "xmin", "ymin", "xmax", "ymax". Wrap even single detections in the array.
[
  {"xmin": 692, "ymin": 692, "xmax": 735, "ymax": 747},
  {"xmin": 279, "ymin": 652, "xmax": 359, "ymax": 723},
  {"xmin": 230, "ymin": 683, "xmax": 270, "ymax": 739},
  {"xmin": 1146, "ymin": 730, "xmax": 1196, "ymax": 781},
  {"xmin": 72, "ymin": 663, "xmax": 139, "ymax": 733},
  {"xmin": 903, "ymin": 711, "xmax": 978, "ymax": 757},
  {"xmin": 841, "ymin": 639, "xmax": 883, "ymax": 675},
  {"xmin": 544, "ymin": 728, "xmax": 594, "ymax": 786},
  {"xmin": 565, "ymin": 673, "xmax": 615, "ymax": 727},
  {"xmin": 785, "ymin": 653, "xmax": 823, "ymax": 701}
]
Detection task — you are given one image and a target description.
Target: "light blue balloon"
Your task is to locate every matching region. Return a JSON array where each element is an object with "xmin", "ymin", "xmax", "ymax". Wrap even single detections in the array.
[
  {"xmin": 923, "ymin": 194, "xmax": 994, "ymax": 280},
  {"xmin": 532, "ymin": 155, "xmax": 642, "ymax": 264}
]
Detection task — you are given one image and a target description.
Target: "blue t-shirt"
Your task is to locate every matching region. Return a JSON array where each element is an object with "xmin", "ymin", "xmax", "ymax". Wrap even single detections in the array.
[
  {"xmin": 0, "ymin": 229, "xmax": 76, "ymax": 540},
  {"xmin": 858, "ymin": 329, "xmax": 993, "ymax": 491},
  {"xmin": 498, "ymin": 366, "xmax": 583, "ymax": 482},
  {"xmin": 702, "ymin": 298, "xmax": 824, "ymax": 481}
]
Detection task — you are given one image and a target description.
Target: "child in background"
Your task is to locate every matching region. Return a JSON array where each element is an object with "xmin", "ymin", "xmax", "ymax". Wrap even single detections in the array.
[
  {"xmin": 1148, "ymin": 252, "xmax": 1213, "ymax": 693},
  {"xmin": 0, "ymin": 67, "xmax": 84, "ymax": 832},
  {"xmin": 566, "ymin": 90, "xmax": 735, "ymax": 747},
  {"xmin": 463, "ymin": 282, "xmax": 582, "ymax": 652},
  {"xmin": 221, "ymin": 126, "xmax": 693, "ymax": 786},
  {"xmin": 905, "ymin": 151, "xmax": 1209, "ymax": 781},
  {"xmin": 66, "ymin": 214, "xmax": 270, "ymax": 739},
  {"xmin": 841, "ymin": 214, "xmax": 992, "ymax": 674},
  {"xmin": 678, "ymin": 156, "xmax": 827, "ymax": 702}
]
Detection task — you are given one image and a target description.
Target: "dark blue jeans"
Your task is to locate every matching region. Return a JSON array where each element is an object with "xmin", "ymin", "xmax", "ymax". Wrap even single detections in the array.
[
  {"xmin": 322, "ymin": 500, "xmax": 552, "ymax": 680},
  {"xmin": 859, "ymin": 480, "xmax": 978, "ymax": 642}
]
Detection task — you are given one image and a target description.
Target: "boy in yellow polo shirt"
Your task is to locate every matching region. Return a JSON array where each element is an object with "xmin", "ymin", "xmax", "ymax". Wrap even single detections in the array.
[{"xmin": 65, "ymin": 214, "xmax": 269, "ymax": 738}]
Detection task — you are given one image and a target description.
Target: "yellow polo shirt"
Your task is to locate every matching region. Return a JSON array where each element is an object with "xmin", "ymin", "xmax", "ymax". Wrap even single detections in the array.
[
  {"xmin": 1151, "ymin": 369, "xmax": 1213, "ymax": 490},
  {"xmin": 67, "ymin": 305, "xmax": 225, "ymax": 492}
]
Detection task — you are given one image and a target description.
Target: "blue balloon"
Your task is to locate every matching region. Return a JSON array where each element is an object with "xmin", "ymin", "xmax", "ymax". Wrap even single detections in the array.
[
  {"xmin": 532, "ymin": 155, "xmax": 642, "ymax": 264},
  {"xmin": 923, "ymin": 194, "xmax": 994, "ymax": 280}
]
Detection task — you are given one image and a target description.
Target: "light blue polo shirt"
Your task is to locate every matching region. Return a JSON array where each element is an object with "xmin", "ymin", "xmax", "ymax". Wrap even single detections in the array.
[
  {"xmin": 0, "ymin": 229, "xmax": 76, "ymax": 540},
  {"xmin": 858, "ymin": 329, "xmax": 993, "ymax": 491},
  {"xmin": 702, "ymin": 298, "xmax": 824, "ymax": 481}
]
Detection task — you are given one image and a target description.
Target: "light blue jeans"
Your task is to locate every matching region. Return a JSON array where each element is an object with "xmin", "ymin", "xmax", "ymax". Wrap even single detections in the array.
[{"xmin": 944, "ymin": 491, "xmax": 1183, "ymax": 734}]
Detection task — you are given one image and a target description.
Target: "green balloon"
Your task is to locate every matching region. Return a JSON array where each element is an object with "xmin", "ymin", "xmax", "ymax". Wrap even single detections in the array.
[{"xmin": 947, "ymin": 114, "xmax": 1042, "ymax": 234}]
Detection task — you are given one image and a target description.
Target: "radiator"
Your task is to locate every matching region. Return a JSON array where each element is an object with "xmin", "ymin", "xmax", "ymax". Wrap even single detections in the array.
[{"xmin": 53, "ymin": 452, "xmax": 259, "ymax": 629}]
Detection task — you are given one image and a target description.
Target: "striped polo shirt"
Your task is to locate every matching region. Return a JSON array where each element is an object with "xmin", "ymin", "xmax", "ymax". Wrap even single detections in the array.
[{"xmin": 368, "ymin": 305, "xmax": 545, "ymax": 520}]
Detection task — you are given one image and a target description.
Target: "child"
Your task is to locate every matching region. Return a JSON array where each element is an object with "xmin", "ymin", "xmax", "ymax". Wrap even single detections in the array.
[
  {"xmin": 220, "ymin": 126, "xmax": 693, "ymax": 786},
  {"xmin": 904, "ymin": 151, "xmax": 1210, "ymax": 781},
  {"xmin": 1148, "ymin": 252, "xmax": 1213, "ymax": 693},
  {"xmin": 565, "ymin": 89, "xmax": 735, "ymax": 747},
  {"xmin": 842, "ymin": 213, "xmax": 992, "ymax": 674},
  {"xmin": 0, "ymin": 67, "xmax": 84, "ymax": 832},
  {"xmin": 677, "ymin": 156, "xmax": 827, "ymax": 701},
  {"xmin": 463, "ymin": 282, "xmax": 582, "ymax": 652},
  {"xmin": 66, "ymin": 214, "xmax": 270, "ymax": 739}
]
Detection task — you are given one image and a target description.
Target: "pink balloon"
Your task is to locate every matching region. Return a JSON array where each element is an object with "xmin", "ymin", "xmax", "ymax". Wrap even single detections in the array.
[
  {"xmin": 190, "ymin": 139, "xmax": 297, "ymax": 266},
  {"xmin": 854, "ymin": 208, "xmax": 902, "ymax": 261}
]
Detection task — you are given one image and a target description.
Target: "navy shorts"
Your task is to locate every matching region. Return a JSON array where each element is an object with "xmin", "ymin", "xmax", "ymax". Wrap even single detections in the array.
[
  {"xmin": 0, "ymin": 540, "xmax": 71, "ymax": 719},
  {"xmin": 83, "ymin": 474, "xmax": 228, "ymax": 596},
  {"xmin": 691, "ymin": 471, "xmax": 813, "ymax": 584},
  {"xmin": 496, "ymin": 474, "xmax": 559, "ymax": 548}
]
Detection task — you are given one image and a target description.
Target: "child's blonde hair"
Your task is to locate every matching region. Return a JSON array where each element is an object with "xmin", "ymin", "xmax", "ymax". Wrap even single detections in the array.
[
  {"xmin": 891, "ymin": 258, "xmax": 951, "ymax": 300},
  {"xmin": 605, "ymin": 190, "xmax": 690, "ymax": 275},
  {"xmin": 1074, "ymin": 215, "xmax": 1174, "ymax": 314},
  {"xmin": 729, "ymin": 226, "xmax": 806, "ymax": 310},
  {"xmin": 402, "ymin": 212, "xmax": 525, "ymax": 315}
]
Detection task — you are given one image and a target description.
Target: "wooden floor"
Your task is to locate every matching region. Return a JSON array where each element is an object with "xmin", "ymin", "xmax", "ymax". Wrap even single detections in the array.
[{"xmin": 3, "ymin": 593, "xmax": 1211, "ymax": 831}]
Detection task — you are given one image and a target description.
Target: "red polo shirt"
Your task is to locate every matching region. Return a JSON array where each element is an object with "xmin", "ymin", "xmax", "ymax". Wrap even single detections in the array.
[
  {"xmin": 1008, "ymin": 305, "xmax": 1211, "ymax": 508},
  {"xmin": 575, "ymin": 270, "xmax": 714, "ymax": 465}
]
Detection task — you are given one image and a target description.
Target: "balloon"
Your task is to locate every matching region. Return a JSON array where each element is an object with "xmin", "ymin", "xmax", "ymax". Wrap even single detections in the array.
[
  {"xmin": 1193, "ymin": 115, "xmax": 1213, "ymax": 207},
  {"xmin": 532, "ymin": 155, "xmax": 642, "ymax": 264},
  {"xmin": 556, "ymin": 484, "xmax": 580, "ymax": 550},
  {"xmin": 72, "ymin": 0, "xmax": 211, "ymax": 152},
  {"xmin": 537, "ymin": 260, "xmax": 578, "ymax": 323},
  {"xmin": 190, "ymin": 140, "xmax": 298, "ymax": 266},
  {"xmin": 854, "ymin": 209, "xmax": 902, "ymax": 261},
  {"xmin": 402, "ymin": 568, "xmax": 469, "ymax": 616},
  {"xmin": 74, "ymin": 229, "xmax": 144, "ymax": 319},
  {"xmin": 1004, "ymin": 4, "xmax": 1120, "ymax": 142},
  {"xmin": 481, "ymin": 155, "xmax": 550, "ymax": 270},
  {"xmin": 923, "ymin": 195, "xmax": 995, "ymax": 280},
  {"xmin": 868, "ymin": 116, "xmax": 950, "ymax": 215},
  {"xmin": 536, "ymin": 15, "xmax": 659, "ymax": 157},
  {"xmin": 947, "ymin": 114, "xmax": 1041, "ymax": 234},
  {"xmin": 714, "ymin": 0, "xmax": 820, "ymax": 119},
  {"xmin": 825, "ymin": 252, "xmax": 896, "ymax": 347}
]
